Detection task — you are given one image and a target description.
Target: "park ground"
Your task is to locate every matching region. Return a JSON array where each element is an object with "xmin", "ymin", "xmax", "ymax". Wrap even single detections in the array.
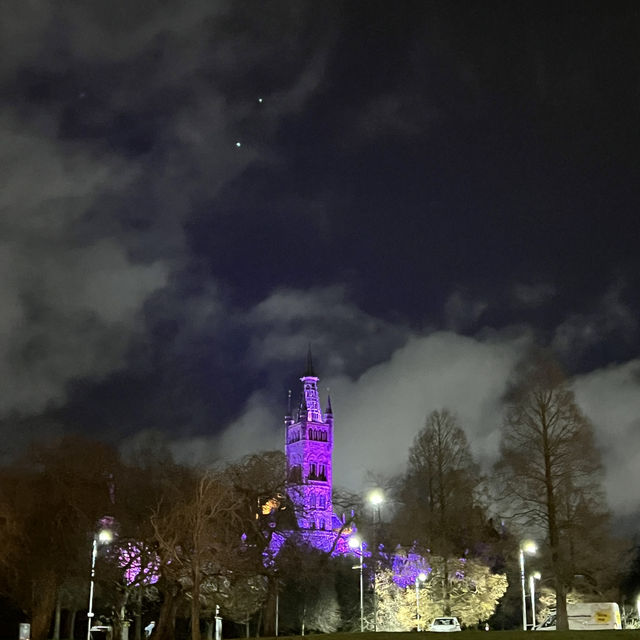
[{"xmin": 267, "ymin": 633, "xmax": 640, "ymax": 640}]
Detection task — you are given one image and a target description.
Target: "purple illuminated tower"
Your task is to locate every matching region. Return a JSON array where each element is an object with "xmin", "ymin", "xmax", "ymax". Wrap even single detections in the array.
[{"xmin": 284, "ymin": 350, "xmax": 342, "ymax": 551}]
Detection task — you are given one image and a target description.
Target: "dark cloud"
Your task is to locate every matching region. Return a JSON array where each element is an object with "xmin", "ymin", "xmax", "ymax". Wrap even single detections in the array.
[
  {"xmin": 0, "ymin": 112, "xmax": 167, "ymax": 416},
  {"xmin": 0, "ymin": 0, "xmax": 639, "ymax": 532},
  {"xmin": 511, "ymin": 282, "xmax": 556, "ymax": 309},
  {"xmin": 552, "ymin": 286, "xmax": 638, "ymax": 368}
]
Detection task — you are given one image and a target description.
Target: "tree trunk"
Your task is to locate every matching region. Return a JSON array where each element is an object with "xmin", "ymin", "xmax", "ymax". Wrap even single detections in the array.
[
  {"xmin": 115, "ymin": 601, "xmax": 129, "ymax": 640},
  {"xmin": 31, "ymin": 573, "xmax": 58, "ymax": 640},
  {"xmin": 191, "ymin": 566, "xmax": 202, "ymax": 640},
  {"xmin": 261, "ymin": 578, "xmax": 277, "ymax": 637},
  {"xmin": 555, "ymin": 577, "xmax": 568, "ymax": 631},
  {"xmin": 53, "ymin": 591, "xmax": 62, "ymax": 640},
  {"xmin": 69, "ymin": 609, "xmax": 78, "ymax": 640},
  {"xmin": 442, "ymin": 557, "xmax": 451, "ymax": 615},
  {"xmin": 254, "ymin": 607, "xmax": 262, "ymax": 638},
  {"xmin": 155, "ymin": 583, "xmax": 180, "ymax": 640},
  {"xmin": 543, "ymin": 411, "xmax": 568, "ymax": 631},
  {"xmin": 135, "ymin": 585, "xmax": 142, "ymax": 640}
]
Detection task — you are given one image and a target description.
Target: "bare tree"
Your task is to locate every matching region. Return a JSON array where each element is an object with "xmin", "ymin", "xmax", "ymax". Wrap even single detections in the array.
[
  {"xmin": 224, "ymin": 451, "xmax": 293, "ymax": 636},
  {"xmin": 392, "ymin": 410, "xmax": 482, "ymax": 613},
  {"xmin": 0, "ymin": 436, "xmax": 120, "ymax": 640},
  {"xmin": 151, "ymin": 470, "xmax": 244, "ymax": 640},
  {"xmin": 493, "ymin": 354, "xmax": 609, "ymax": 630}
]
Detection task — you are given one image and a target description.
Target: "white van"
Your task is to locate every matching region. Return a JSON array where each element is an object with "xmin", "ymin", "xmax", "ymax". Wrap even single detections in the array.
[{"xmin": 536, "ymin": 602, "xmax": 622, "ymax": 630}]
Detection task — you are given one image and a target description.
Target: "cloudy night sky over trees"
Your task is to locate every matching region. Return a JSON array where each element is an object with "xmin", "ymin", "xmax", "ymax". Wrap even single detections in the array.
[{"xmin": 2, "ymin": 2, "xmax": 639, "ymax": 528}]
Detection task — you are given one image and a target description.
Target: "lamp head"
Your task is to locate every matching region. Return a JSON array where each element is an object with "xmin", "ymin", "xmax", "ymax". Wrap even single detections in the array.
[
  {"xmin": 348, "ymin": 535, "xmax": 361, "ymax": 549},
  {"xmin": 417, "ymin": 572, "xmax": 427, "ymax": 582},
  {"xmin": 97, "ymin": 529, "xmax": 113, "ymax": 544},
  {"xmin": 368, "ymin": 489, "xmax": 384, "ymax": 506},
  {"xmin": 521, "ymin": 540, "xmax": 537, "ymax": 555}
]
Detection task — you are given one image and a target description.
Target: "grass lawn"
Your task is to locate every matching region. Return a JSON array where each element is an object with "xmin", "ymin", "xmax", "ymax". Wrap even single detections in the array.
[{"xmin": 266, "ymin": 633, "xmax": 640, "ymax": 640}]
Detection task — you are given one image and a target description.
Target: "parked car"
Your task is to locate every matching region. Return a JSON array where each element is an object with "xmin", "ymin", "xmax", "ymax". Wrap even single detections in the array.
[{"xmin": 429, "ymin": 617, "xmax": 461, "ymax": 632}]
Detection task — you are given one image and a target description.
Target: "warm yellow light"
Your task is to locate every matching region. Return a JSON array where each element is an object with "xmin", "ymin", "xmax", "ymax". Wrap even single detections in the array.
[
  {"xmin": 532, "ymin": 571, "xmax": 541, "ymax": 580},
  {"xmin": 369, "ymin": 489, "xmax": 384, "ymax": 505},
  {"xmin": 98, "ymin": 529, "xmax": 113, "ymax": 544},
  {"xmin": 521, "ymin": 539, "xmax": 537, "ymax": 555},
  {"xmin": 261, "ymin": 497, "xmax": 280, "ymax": 515},
  {"xmin": 417, "ymin": 572, "xmax": 427, "ymax": 582},
  {"xmin": 348, "ymin": 535, "xmax": 361, "ymax": 549}
]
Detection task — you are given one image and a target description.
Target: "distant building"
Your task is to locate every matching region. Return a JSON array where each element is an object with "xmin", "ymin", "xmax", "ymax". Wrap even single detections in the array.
[{"xmin": 274, "ymin": 350, "xmax": 352, "ymax": 554}]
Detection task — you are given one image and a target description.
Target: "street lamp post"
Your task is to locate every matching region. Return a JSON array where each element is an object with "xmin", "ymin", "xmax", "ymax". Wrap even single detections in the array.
[
  {"xmin": 529, "ymin": 572, "xmax": 541, "ymax": 629},
  {"xmin": 415, "ymin": 573, "xmax": 427, "ymax": 631},
  {"xmin": 87, "ymin": 529, "xmax": 113, "ymax": 640},
  {"xmin": 519, "ymin": 541, "xmax": 537, "ymax": 631},
  {"xmin": 349, "ymin": 536, "xmax": 364, "ymax": 632},
  {"xmin": 368, "ymin": 490, "xmax": 384, "ymax": 632}
]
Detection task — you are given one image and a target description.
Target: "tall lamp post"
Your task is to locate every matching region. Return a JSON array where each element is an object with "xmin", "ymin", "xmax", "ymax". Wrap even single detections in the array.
[
  {"xmin": 368, "ymin": 490, "xmax": 384, "ymax": 632},
  {"xmin": 349, "ymin": 536, "xmax": 364, "ymax": 632},
  {"xmin": 415, "ymin": 573, "xmax": 427, "ymax": 631},
  {"xmin": 87, "ymin": 528, "xmax": 113, "ymax": 640},
  {"xmin": 519, "ymin": 540, "xmax": 537, "ymax": 631},
  {"xmin": 529, "ymin": 572, "xmax": 541, "ymax": 629}
]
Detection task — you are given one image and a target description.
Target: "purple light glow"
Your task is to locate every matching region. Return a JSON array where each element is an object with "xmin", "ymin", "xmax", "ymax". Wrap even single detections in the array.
[
  {"xmin": 279, "ymin": 358, "xmax": 443, "ymax": 589},
  {"xmin": 119, "ymin": 542, "xmax": 160, "ymax": 585},
  {"xmin": 265, "ymin": 357, "xmax": 355, "ymax": 560},
  {"xmin": 284, "ymin": 360, "xmax": 349, "ymax": 553},
  {"xmin": 389, "ymin": 546, "xmax": 432, "ymax": 589}
]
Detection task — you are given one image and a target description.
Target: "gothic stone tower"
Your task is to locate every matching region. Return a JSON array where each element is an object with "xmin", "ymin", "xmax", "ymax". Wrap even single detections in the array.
[{"xmin": 284, "ymin": 350, "xmax": 335, "ymax": 548}]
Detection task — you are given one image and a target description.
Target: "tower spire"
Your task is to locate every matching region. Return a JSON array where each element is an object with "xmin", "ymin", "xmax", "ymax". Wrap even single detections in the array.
[{"xmin": 303, "ymin": 345, "xmax": 316, "ymax": 378}]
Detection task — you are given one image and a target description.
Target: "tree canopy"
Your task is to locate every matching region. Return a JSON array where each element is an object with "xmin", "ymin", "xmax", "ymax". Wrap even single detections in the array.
[{"xmin": 493, "ymin": 353, "xmax": 612, "ymax": 630}]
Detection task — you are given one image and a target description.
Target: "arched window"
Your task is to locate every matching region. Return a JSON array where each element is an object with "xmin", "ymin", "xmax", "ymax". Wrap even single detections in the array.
[
  {"xmin": 310, "ymin": 494, "xmax": 316, "ymax": 508},
  {"xmin": 288, "ymin": 465, "xmax": 302, "ymax": 483}
]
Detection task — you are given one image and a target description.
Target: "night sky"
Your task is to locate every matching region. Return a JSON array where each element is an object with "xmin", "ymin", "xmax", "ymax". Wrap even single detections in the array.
[{"xmin": 2, "ymin": 2, "xmax": 640, "ymax": 528}]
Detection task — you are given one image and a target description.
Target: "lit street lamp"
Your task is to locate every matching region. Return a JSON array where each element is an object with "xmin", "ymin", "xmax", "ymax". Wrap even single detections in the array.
[
  {"xmin": 348, "ymin": 536, "xmax": 364, "ymax": 632},
  {"xmin": 87, "ymin": 528, "xmax": 114, "ymax": 640},
  {"xmin": 519, "ymin": 540, "xmax": 537, "ymax": 631},
  {"xmin": 369, "ymin": 489, "xmax": 384, "ymax": 510},
  {"xmin": 415, "ymin": 573, "xmax": 427, "ymax": 631},
  {"xmin": 368, "ymin": 490, "xmax": 384, "ymax": 632},
  {"xmin": 529, "ymin": 572, "xmax": 541, "ymax": 629}
]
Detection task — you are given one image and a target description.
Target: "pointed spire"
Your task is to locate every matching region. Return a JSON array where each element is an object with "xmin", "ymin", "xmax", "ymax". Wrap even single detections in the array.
[
  {"xmin": 303, "ymin": 345, "xmax": 316, "ymax": 377},
  {"xmin": 325, "ymin": 391, "xmax": 333, "ymax": 415},
  {"xmin": 298, "ymin": 393, "xmax": 307, "ymax": 422}
]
